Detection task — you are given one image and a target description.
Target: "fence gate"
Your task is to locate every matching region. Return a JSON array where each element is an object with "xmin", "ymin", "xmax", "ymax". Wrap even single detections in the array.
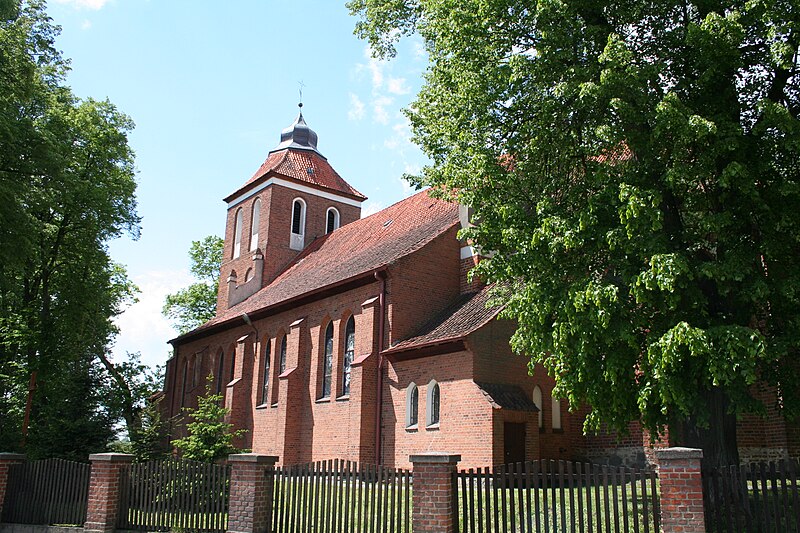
[
  {"xmin": 116, "ymin": 457, "xmax": 230, "ymax": 532},
  {"xmin": 0, "ymin": 458, "xmax": 90, "ymax": 526},
  {"xmin": 273, "ymin": 459, "xmax": 412, "ymax": 533},
  {"xmin": 702, "ymin": 459, "xmax": 800, "ymax": 533},
  {"xmin": 454, "ymin": 459, "xmax": 660, "ymax": 533}
]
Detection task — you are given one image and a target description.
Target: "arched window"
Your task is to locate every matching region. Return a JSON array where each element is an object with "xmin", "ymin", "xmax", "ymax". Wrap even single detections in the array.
[
  {"xmin": 279, "ymin": 335, "xmax": 287, "ymax": 374},
  {"xmin": 532, "ymin": 386, "xmax": 543, "ymax": 429},
  {"xmin": 326, "ymin": 207, "xmax": 340, "ymax": 234},
  {"xmin": 406, "ymin": 383, "xmax": 419, "ymax": 427},
  {"xmin": 321, "ymin": 322, "xmax": 334, "ymax": 398},
  {"xmin": 342, "ymin": 316, "xmax": 355, "ymax": 396},
  {"xmin": 290, "ymin": 198, "xmax": 306, "ymax": 250},
  {"xmin": 215, "ymin": 350, "xmax": 225, "ymax": 393},
  {"xmin": 552, "ymin": 396, "xmax": 562, "ymax": 430},
  {"xmin": 261, "ymin": 338, "xmax": 271, "ymax": 405},
  {"xmin": 427, "ymin": 380, "xmax": 440, "ymax": 427},
  {"xmin": 250, "ymin": 198, "xmax": 261, "ymax": 252},
  {"xmin": 233, "ymin": 208, "xmax": 243, "ymax": 258}
]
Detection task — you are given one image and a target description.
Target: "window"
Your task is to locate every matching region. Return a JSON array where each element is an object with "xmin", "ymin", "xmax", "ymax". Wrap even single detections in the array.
[
  {"xmin": 427, "ymin": 380, "xmax": 440, "ymax": 427},
  {"xmin": 229, "ymin": 349, "xmax": 236, "ymax": 384},
  {"xmin": 193, "ymin": 353, "xmax": 203, "ymax": 388},
  {"xmin": 532, "ymin": 386, "xmax": 543, "ymax": 429},
  {"xmin": 261, "ymin": 338, "xmax": 271, "ymax": 405},
  {"xmin": 250, "ymin": 198, "xmax": 261, "ymax": 252},
  {"xmin": 342, "ymin": 316, "xmax": 355, "ymax": 396},
  {"xmin": 552, "ymin": 396, "xmax": 562, "ymax": 430},
  {"xmin": 321, "ymin": 322, "xmax": 334, "ymax": 398},
  {"xmin": 290, "ymin": 198, "xmax": 306, "ymax": 250},
  {"xmin": 233, "ymin": 208, "xmax": 243, "ymax": 258},
  {"xmin": 215, "ymin": 350, "xmax": 225, "ymax": 393},
  {"xmin": 279, "ymin": 335, "xmax": 287, "ymax": 374},
  {"xmin": 326, "ymin": 207, "xmax": 340, "ymax": 234},
  {"xmin": 406, "ymin": 383, "xmax": 419, "ymax": 427},
  {"xmin": 180, "ymin": 361, "xmax": 188, "ymax": 406}
]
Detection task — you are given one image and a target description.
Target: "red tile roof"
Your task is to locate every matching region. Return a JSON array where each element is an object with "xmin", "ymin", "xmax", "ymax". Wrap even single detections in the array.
[
  {"xmin": 383, "ymin": 284, "xmax": 503, "ymax": 355},
  {"xmin": 173, "ymin": 190, "xmax": 460, "ymax": 343},
  {"xmin": 224, "ymin": 149, "xmax": 366, "ymax": 203}
]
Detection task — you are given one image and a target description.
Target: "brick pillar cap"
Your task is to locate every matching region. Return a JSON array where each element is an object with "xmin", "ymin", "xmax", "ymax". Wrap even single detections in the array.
[
  {"xmin": 655, "ymin": 447, "xmax": 703, "ymax": 460},
  {"xmin": 409, "ymin": 452, "xmax": 461, "ymax": 464},
  {"xmin": 228, "ymin": 453, "xmax": 278, "ymax": 465},
  {"xmin": 88, "ymin": 453, "xmax": 134, "ymax": 462},
  {"xmin": 0, "ymin": 453, "xmax": 25, "ymax": 461}
]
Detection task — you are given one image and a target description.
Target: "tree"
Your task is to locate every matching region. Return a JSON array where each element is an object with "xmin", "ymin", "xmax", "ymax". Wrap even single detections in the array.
[
  {"xmin": 163, "ymin": 236, "xmax": 223, "ymax": 334},
  {"xmin": 172, "ymin": 374, "xmax": 247, "ymax": 462},
  {"xmin": 349, "ymin": 0, "xmax": 800, "ymax": 467},
  {"xmin": 0, "ymin": 0, "xmax": 141, "ymax": 458}
]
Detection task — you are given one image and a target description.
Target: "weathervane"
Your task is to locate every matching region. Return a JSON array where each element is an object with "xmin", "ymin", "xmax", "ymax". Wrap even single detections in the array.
[{"xmin": 298, "ymin": 81, "xmax": 306, "ymax": 109}]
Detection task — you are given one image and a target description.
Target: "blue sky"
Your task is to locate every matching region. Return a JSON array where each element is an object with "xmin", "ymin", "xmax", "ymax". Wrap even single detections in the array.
[{"xmin": 47, "ymin": 0, "xmax": 428, "ymax": 370}]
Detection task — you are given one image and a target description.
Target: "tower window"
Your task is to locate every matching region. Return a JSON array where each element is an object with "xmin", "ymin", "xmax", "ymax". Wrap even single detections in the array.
[
  {"xmin": 233, "ymin": 208, "xmax": 243, "ymax": 259},
  {"xmin": 250, "ymin": 198, "xmax": 261, "ymax": 252},
  {"xmin": 326, "ymin": 207, "xmax": 340, "ymax": 234},
  {"xmin": 321, "ymin": 322, "xmax": 334, "ymax": 399},
  {"xmin": 406, "ymin": 383, "xmax": 419, "ymax": 428},
  {"xmin": 427, "ymin": 380, "xmax": 440, "ymax": 427},
  {"xmin": 342, "ymin": 316, "xmax": 354, "ymax": 396},
  {"xmin": 290, "ymin": 198, "xmax": 306, "ymax": 250}
]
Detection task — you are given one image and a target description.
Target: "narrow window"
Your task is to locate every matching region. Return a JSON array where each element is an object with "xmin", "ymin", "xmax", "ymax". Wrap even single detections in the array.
[
  {"xmin": 229, "ymin": 349, "xmax": 236, "ymax": 384},
  {"xmin": 291, "ymin": 199, "xmax": 305, "ymax": 235},
  {"xmin": 326, "ymin": 207, "xmax": 340, "ymax": 234},
  {"xmin": 321, "ymin": 322, "xmax": 334, "ymax": 398},
  {"xmin": 279, "ymin": 335, "xmax": 287, "ymax": 374},
  {"xmin": 342, "ymin": 316, "xmax": 355, "ymax": 396},
  {"xmin": 406, "ymin": 383, "xmax": 419, "ymax": 427},
  {"xmin": 193, "ymin": 353, "xmax": 203, "ymax": 388},
  {"xmin": 233, "ymin": 208, "xmax": 243, "ymax": 259},
  {"xmin": 215, "ymin": 350, "xmax": 225, "ymax": 393},
  {"xmin": 250, "ymin": 198, "xmax": 261, "ymax": 252},
  {"xmin": 532, "ymin": 386, "xmax": 543, "ymax": 429},
  {"xmin": 552, "ymin": 396, "xmax": 562, "ymax": 430},
  {"xmin": 180, "ymin": 361, "xmax": 188, "ymax": 407},
  {"xmin": 427, "ymin": 380, "xmax": 440, "ymax": 426},
  {"xmin": 261, "ymin": 338, "xmax": 271, "ymax": 405}
]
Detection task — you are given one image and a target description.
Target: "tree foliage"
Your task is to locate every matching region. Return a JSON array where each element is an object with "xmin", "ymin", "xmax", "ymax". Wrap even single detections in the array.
[
  {"xmin": 0, "ymin": 0, "xmax": 141, "ymax": 458},
  {"xmin": 163, "ymin": 235, "xmax": 223, "ymax": 334},
  {"xmin": 172, "ymin": 374, "xmax": 247, "ymax": 463},
  {"xmin": 350, "ymin": 0, "xmax": 800, "ymax": 464}
]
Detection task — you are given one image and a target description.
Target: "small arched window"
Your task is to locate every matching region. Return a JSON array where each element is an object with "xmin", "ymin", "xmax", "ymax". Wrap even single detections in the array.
[
  {"xmin": 427, "ymin": 380, "xmax": 440, "ymax": 427},
  {"xmin": 279, "ymin": 335, "xmax": 287, "ymax": 374},
  {"xmin": 406, "ymin": 383, "xmax": 419, "ymax": 427},
  {"xmin": 321, "ymin": 322, "xmax": 334, "ymax": 399},
  {"xmin": 290, "ymin": 198, "xmax": 306, "ymax": 250},
  {"xmin": 342, "ymin": 316, "xmax": 355, "ymax": 396},
  {"xmin": 250, "ymin": 198, "xmax": 261, "ymax": 252},
  {"xmin": 326, "ymin": 207, "xmax": 340, "ymax": 234},
  {"xmin": 532, "ymin": 386, "xmax": 543, "ymax": 429},
  {"xmin": 261, "ymin": 338, "xmax": 271, "ymax": 405},
  {"xmin": 233, "ymin": 208, "xmax": 243, "ymax": 259},
  {"xmin": 552, "ymin": 396, "xmax": 562, "ymax": 430},
  {"xmin": 215, "ymin": 350, "xmax": 225, "ymax": 393}
]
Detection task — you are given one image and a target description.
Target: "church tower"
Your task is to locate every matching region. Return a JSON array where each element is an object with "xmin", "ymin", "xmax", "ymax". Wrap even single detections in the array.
[{"xmin": 218, "ymin": 106, "xmax": 366, "ymax": 311}]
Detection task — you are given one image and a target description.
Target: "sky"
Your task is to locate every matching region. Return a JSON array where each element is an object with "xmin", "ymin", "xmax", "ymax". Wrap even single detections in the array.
[{"xmin": 46, "ymin": 0, "xmax": 429, "ymax": 371}]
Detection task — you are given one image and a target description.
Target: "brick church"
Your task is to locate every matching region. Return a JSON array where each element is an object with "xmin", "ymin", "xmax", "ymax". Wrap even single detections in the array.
[{"xmin": 161, "ymin": 108, "xmax": 799, "ymax": 469}]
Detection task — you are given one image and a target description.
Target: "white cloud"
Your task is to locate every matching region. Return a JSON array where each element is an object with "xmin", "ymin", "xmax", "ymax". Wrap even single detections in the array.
[
  {"xmin": 387, "ymin": 77, "xmax": 410, "ymax": 95},
  {"xmin": 111, "ymin": 269, "xmax": 193, "ymax": 369},
  {"xmin": 54, "ymin": 0, "xmax": 111, "ymax": 10},
  {"xmin": 399, "ymin": 176, "xmax": 416, "ymax": 197},
  {"xmin": 372, "ymin": 95, "xmax": 393, "ymax": 125},
  {"xmin": 348, "ymin": 93, "xmax": 365, "ymax": 121},
  {"xmin": 361, "ymin": 201, "xmax": 385, "ymax": 218},
  {"xmin": 80, "ymin": 19, "xmax": 92, "ymax": 30}
]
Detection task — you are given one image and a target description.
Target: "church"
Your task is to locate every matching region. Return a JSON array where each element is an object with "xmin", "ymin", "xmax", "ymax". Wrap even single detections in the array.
[{"xmin": 160, "ymin": 108, "xmax": 798, "ymax": 468}]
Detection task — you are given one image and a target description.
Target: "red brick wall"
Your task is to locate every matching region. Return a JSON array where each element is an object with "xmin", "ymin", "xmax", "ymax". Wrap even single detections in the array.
[
  {"xmin": 737, "ymin": 385, "xmax": 790, "ymax": 462},
  {"xmin": 655, "ymin": 448, "xmax": 706, "ymax": 533}
]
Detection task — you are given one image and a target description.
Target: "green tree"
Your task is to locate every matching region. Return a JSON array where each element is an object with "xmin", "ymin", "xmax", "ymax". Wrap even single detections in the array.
[
  {"xmin": 0, "ymin": 0, "xmax": 141, "ymax": 458},
  {"xmin": 163, "ymin": 235, "xmax": 223, "ymax": 334},
  {"xmin": 172, "ymin": 374, "xmax": 247, "ymax": 462},
  {"xmin": 349, "ymin": 0, "xmax": 800, "ymax": 467}
]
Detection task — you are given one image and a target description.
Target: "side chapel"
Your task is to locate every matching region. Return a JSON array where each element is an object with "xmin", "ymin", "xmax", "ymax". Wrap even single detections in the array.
[{"xmin": 161, "ymin": 108, "xmax": 799, "ymax": 468}]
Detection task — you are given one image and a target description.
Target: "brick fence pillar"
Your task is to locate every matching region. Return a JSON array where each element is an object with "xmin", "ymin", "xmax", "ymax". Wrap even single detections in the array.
[
  {"xmin": 0, "ymin": 453, "xmax": 25, "ymax": 518},
  {"xmin": 84, "ymin": 453, "xmax": 133, "ymax": 533},
  {"xmin": 655, "ymin": 447, "xmax": 706, "ymax": 533},
  {"xmin": 410, "ymin": 452, "xmax": 461, "ymax": 533},
  {"xmin": 227, "ymin": 454, "xmax": 278, "ymax": 533}
]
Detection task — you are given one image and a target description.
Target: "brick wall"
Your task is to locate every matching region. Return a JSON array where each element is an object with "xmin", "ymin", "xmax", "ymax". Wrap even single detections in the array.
[
  {"xmin": 655, "ymin": 447, "xmax": 706, "ymax": 533},
  {"xmin": 84, "ymin": 453, "xmax": 132, "ymax": 533}
]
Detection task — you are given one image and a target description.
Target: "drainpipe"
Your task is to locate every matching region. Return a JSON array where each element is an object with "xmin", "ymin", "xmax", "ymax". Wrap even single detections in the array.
[{"xmin": 374, "ymin": 270, "xmax": 388, "ymax": 464}]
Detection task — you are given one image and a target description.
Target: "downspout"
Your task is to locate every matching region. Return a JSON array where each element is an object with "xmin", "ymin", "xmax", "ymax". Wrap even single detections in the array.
[{"xmin": 374, "ymin": 270, "xmax": 388, "ymax": 464}]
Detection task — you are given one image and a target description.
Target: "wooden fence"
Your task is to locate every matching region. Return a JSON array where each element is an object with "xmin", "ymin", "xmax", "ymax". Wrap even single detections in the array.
[
  {"xmin": 455, "ymin": 460, "xmax": 660, "ymax": 533},
  {"xmin": 0, "ymin": 458, "xmax": 90, "ymax": 526},
  {"xmin": 116, "ymin": 457, "xmax": 230, "ymax": 532},
  {"xmin": 273, "ymin": 459, "xmax": 412, "ymax": 533},
  {"xmin": 703, "ymin": 459, "xmax": 800, "ymax": 533}
]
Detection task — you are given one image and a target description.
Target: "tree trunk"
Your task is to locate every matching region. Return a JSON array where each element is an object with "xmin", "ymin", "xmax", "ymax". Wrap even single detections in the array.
[{"xmin": 677, "ymin": 386, "xmax": 740, "ymax": 468}]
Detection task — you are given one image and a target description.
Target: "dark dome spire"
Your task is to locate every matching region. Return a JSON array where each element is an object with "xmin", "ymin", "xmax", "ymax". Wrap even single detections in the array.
[{"xmin": 270, "ymin": 103, "xmax": 324, "ymax": 157}]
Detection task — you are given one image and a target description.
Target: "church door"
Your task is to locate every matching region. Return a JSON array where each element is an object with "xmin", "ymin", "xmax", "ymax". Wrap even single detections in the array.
[{"xmin": 503, "ymin": 422, "xmax": 526, "ymax": 465}]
